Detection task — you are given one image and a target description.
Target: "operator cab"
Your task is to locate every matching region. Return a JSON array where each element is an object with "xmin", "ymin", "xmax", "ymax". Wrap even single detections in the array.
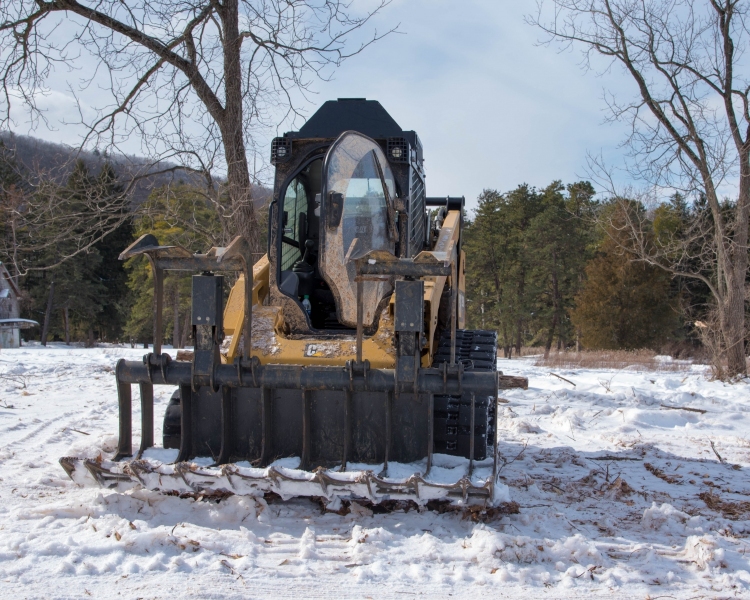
[{"xmin": 271, "ymin": 99, "xmax": 426, "ymax": 333}]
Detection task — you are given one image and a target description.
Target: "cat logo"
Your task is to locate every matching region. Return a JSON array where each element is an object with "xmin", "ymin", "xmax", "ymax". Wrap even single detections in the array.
[{"xmin": 304, "ymin": 344, "xmax": 322, "ymax": 357}]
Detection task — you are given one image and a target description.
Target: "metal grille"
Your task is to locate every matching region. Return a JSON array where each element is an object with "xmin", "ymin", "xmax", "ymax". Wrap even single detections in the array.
[
  {"xmin": 271, "ymin": 137, "xmax": 292, "ymax": 164},
  {"xmin": 409, "ymin": 168, "xmax": 426, "ymax": 256},
  {"xmin": 387, "ymin": 138, "xmax": 409, "ymax": 164}
]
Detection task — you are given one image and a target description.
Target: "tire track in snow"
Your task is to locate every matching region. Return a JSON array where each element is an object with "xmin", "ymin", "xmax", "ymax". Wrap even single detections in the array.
[
  {"xmin": 256, "ymin": 532, "xmax": 354, "ymax": 567},
  {"xmin": 0, "ymin": 410, "xmax": 79, "ymax": 449}
]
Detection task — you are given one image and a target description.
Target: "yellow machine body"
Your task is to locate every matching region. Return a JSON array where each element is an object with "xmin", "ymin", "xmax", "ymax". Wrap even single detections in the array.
[{"xmin": 221, "ymin": 210, "xmax": 465, "ymax": 369}]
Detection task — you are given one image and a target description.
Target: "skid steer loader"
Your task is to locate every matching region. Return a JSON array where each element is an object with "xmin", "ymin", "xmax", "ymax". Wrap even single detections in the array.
[{"xmin": 60, "ymin": 99, "xmax": 527, "ymax": 507}]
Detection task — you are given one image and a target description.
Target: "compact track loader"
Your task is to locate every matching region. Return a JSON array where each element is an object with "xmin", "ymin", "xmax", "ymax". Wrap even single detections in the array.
[{"xmin": 61, "ymin": 99, "xmax": 527, "ymax": 507}]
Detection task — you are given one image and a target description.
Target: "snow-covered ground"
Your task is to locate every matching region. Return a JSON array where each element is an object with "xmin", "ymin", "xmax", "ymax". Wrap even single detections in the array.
[{"xmin": 2, "ymin": 346, "xmax": 750, "ymax": 599}]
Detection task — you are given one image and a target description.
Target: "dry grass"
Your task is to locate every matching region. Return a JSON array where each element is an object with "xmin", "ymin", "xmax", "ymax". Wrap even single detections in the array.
[
  {"xmin": 699, "ymin": 491, "xmax": 750, "ymax": 520},
  {"xmin": 530, "ymin": 349, "xmax": 696, "ymax": 372},
  {"xmin": 498, "ymin": 346, "xmax": 544, "ymax": 358}
]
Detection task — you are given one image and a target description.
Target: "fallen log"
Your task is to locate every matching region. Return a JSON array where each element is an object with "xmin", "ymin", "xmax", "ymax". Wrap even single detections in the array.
[{"xmin": 498, "ymin": 374, "xmax": 528, "ymax": 390}]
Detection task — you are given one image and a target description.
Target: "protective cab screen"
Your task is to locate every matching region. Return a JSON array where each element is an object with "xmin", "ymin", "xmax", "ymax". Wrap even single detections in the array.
[{"xmin": 320, "ymin": 132, "xmax": 396, "ymax": 329}]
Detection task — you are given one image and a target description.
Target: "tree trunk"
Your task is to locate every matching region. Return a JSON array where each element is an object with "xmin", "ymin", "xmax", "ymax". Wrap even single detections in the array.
[
  {"xmin": 218, "ymin": 0, "xmax": 260, "ymax": 254},
  {"xmin": 180, "ymin": 311, "xmax": 191, "ymax": 348},
  {"xmin": 172, "ymin": 283, "xmax": 180, "ymax": 349},
  {"xmin": 544, "ymin": 311, "xmax": 558, "ymax": 359},
  {"xmin": 545, "ymin": 252, "xmax": 561, "ymax": 359},
  {"xmin": 515, "ymin": 317, "xmax": 523, "ymax": 355},
  {"xmin": 722, "ymin": 276, "xmax": 746, "ymax": 376},
  {"xmin": 558, "ymin": 314, "xmax": 567, "ymax": 350},
  {"xmin": 514, "ymin": 267, "xmax": 526, "ymax": 355},
  {"xmin": 87, "ymin": 326, "xmax": 95, "ymax": 348},
  {"xmin": 223, "ymin": 130, "xmax": 259, "ymax": 249},
  {"xmin": 723, "ymin": 154, "xmax": 750, "ymax": 377},
  {"xmin": 62, "ymin": 307, "xmax": 70, "ymax": 344},
  {"xmin": 41, "ymin": 279, "xmax": 55, "ymax": 346}
]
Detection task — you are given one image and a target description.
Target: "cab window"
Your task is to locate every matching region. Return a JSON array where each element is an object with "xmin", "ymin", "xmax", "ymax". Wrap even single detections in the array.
[{"xmin": 280, "ymin": 178, "xmax": 307, "ymax": 271}]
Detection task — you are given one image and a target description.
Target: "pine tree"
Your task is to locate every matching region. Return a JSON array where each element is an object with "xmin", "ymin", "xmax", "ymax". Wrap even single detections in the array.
[
  {"xmin": 465, "ymin": 181, "xmax": 597, "ymax": 355},
  {"xmin": 571, "ymin": 201, "xmax": 679, "ymax": 350},
  {"xmin": 123, "ymin": 184, "xmax": 222, "ymax": 346},
  {"xmin": 91, "ymin": 163, "xmax": 133, "ymax": 342},
  {"xmin": 22, "ymin": 160, "xmax": 107, "ymax": 344},
  {"xmin": 526, "ymin": 181, "xmax": 597, "ymax": 356},
  {"xmin": 464, "ymin": 185, "xmax": 541, "ymax": 356},
  {"xmin": 0, "ymin": 140, "xmax": 25, "ymax": 283}
]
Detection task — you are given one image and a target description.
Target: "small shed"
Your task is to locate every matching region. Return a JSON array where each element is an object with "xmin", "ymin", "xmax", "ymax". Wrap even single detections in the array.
[{"xmin": 0, "ymin": 262, "xmax": 37, "ymax": 348}]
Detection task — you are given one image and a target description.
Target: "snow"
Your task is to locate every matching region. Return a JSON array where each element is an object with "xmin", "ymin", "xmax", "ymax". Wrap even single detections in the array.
[{"xmin": 2, "ymin": 345, "xmax": 750, "ymax": 598}]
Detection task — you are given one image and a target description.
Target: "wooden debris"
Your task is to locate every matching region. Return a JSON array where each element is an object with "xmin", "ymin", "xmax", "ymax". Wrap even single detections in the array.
[
  {"xmin": 709, "ymin": 440, "xmax": 726, "ymax": 464},
  {"xmin": 659, "ymin": 404, "xmax": 706, "ymax": 414},
  {"xmin": 549, "ymin": 372, "xmax": 576, "ymax": 387},
  {"xmin": 498, "ymin": 375, "xmax": 528, "ymax": 390},
  {"xmin": 700, "ymin": 491, "xmax": 750, "ymax": 520},
  {"xmin": 644, "ymin": 462, "xmax": 682, "ymax": 484}
]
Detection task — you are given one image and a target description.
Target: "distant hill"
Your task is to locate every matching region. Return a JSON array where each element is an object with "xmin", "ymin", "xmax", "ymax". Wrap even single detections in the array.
[{"xmin": 0, "ymin": 131, "xmax": 271, "ymax": 208}]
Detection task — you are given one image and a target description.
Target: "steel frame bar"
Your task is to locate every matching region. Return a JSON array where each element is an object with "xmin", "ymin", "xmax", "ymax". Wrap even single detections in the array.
[
  {"xmin": 114, "ymin": 360, "xmax": 496, "ymax": 393},
  {"xmin": 114, "ymin": 359, "xmax": 132, "ymax": 460},
  {"xmin": 260, "ymin": 387, "xmax": 273, "ymax": 467},
  {"xmin": 176, "ymin": 384, "xmax": 193, "ymax": 463},
  {"xmin": 469, "ymin": 392, "xmax": 475, "ymax": 477},
  {"xmin": 341, "ymin": 389, "xmax": 352, "ymax": 472},
  {"xmin": 113, "ymin": 360, "xmax": 496, "ymax": 471},
  {"xmin": 137, "ymin": 383, "xmax": 154, "ymax": 458},
  {"xmin": 425, "ymin": 392, "xmax": 434, "ymax": 476},
  {"xmin": 117, "ymin": 235, "xmax": 257, "ymax": 461},
  {"xmin": 300, "ymin": 389, "xmax": 311, "ymax": 470},
  {"xmin": 217, "ymin": 386, "xmax": 233, "ymax": 465}
]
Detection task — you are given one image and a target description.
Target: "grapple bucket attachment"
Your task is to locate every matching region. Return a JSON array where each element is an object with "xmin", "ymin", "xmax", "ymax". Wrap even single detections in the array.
[{"xmin": 59, "ymin": 235, "xmax": 514, "ymax": 507}]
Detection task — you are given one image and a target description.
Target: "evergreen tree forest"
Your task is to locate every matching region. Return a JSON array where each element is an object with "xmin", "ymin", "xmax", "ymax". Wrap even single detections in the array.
[
  {"xmin": 0, "ymin": 141, "xmax": 710, "ymax": 352},
  {"xmin": 9, "ymin": 159, "xmax": 134, "ymax": 345},
  {"xmin": 462, "ymin": 182, "xmax": 701, "ymax": 355},
  {"xmin": 0, "ymin": 145, "xmax": 259, "ymax": 347}
]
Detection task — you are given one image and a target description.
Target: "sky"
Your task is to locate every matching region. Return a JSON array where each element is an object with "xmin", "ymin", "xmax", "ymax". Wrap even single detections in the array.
[
  {"xmin": 7, "ymin": 0, "xmax": 637, "ymax": 215},
  {"xmin": 299, "ymin": 0, "xmax": 632, "ymax": 212}
]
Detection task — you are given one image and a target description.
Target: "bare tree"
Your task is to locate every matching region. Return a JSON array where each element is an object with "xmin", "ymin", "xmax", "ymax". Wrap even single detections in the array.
[
  {"xmin": 0, "ymin": 0, "xmax": 394, "ymax": 256},
  {"xmin": 0, "ymin": 160, "xmax": 133, "ymax": 275},
  {"xmin": 530, "ymin": 0, "xmax": 750, "ymax": 376}
]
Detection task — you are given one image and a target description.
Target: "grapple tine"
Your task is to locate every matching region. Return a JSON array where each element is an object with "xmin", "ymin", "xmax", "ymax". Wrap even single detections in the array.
[
  {"xmin": 114, "ymin": 359, "xmax": 132, "ymax": 461},
  {"xmin": 60, "ymin": 454, "xmax": 499, "ymax": 506},
  {"xmin": 58, "ymin": 457, "xmax": 76, "ymax": 480},
  {"xmin": 137, "ymin": 382, "xmax": 154, "ymax": 458},
  {"xmin": 83, "ymin": 459, "xmax": 132, "ymax": 488}
]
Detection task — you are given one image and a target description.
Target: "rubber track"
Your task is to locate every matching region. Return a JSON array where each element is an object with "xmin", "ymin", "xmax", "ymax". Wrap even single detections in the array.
[{"xmin": 431, "ymin": 329, "xmax": 498, "ymax": 461}]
